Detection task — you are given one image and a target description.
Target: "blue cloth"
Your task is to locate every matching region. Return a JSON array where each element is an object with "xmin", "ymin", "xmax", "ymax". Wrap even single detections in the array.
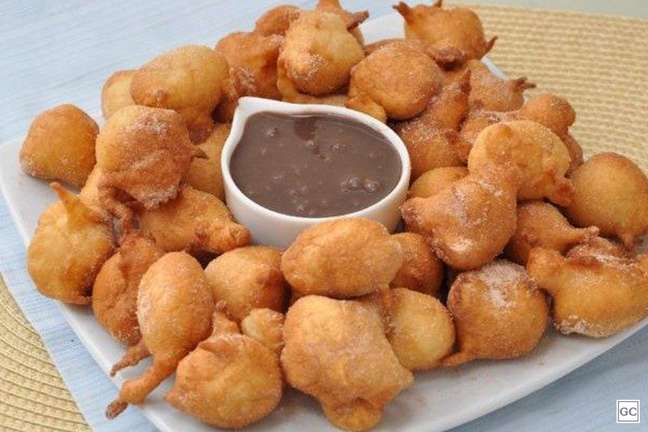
[{"xmin": 1, "ymin": 1, "xmax": 646, "ymax": 431}]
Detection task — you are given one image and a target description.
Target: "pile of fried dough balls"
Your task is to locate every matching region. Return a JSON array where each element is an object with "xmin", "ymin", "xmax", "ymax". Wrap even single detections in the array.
[{"xmin": 19, "ymin": 1, "xmax": 648, "ymax": 431}]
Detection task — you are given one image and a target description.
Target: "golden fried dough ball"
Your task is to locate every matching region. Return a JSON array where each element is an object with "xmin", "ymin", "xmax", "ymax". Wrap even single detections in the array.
[
  {"xmin": 408, "ymin": 166, "xmax": 469, "ymax": 199},
  {"xmin": 205, "ymin": 246, "xmax": 287, "ymax": 322},
  {"xmin": 240, "ymin": 308, "xmax": 285, "ymax": 354},
  {"xmin": 215, "ymin": 31, "xmax": 283, "ymax": 100},
  {"xmin": 315, "ymin": 0, "xmax": 369, "ymax": 44},
  {"xmin": 506, "ymin": 201, "xmax": 598, "ymax": 265},
  {"xmin": 394, "ymin": 1, "xmax": 495, "ymax": 66},
  {"xmin": 566, "ymin": 152, "xmax": 648, "ymax": 248},
  {"xmin": 347, "ymin": 41, "xmax": 442, "ymax": 122},
  {"xmin": 393, "ymin": 71, "xmax": 470, "ymax": 179},
  {"xmin": 96, "ymin": 105, "xmax": 199, "ymax": 225},
  {"xmin": 166, "ymin": 311, "xmax": 283, "ymax": 429},
  {"xmin": 281, "ymin": 218, "xmax": 403, "ymax": 298},
  {"xmin": 401, "ymin": 170, "xmax": 518, "ymax": 270},
  {"xmin": 443, "ymin": 260, "xmax": 549, "ymax": 366},
  {"xmin": 20, "ymin": 104, "xmax": 98, "ymax": 188},
  {"xmin": 282, "ymin": 296, "xmax": 413, "ymax": 431},
  {"xmin": 277, "ymin": 11, "xmax": 364, "ymax": 99},
  {"xmin": 254, "ymin": 4, "xmax": 301, "ymax": 36},
  {"xmin": 92, "ymin": 234, "xmax": 163, "ymax": 346},
  {"xmin": 468, "ymin": 120, "xmax": 574, "ymax": 205},
  {"xmin": 391, "ymin": 233, "xmax": 444, "ymax": 297},
  {"xmin": 107, "ymin": 252, "xmax": 214, "ymax": 418},
  {"xmin": 528, "ymin": 245, "xmax": 648, "ymax": 338},
  {"xmin": 137, "ymin": 186, "xmax": 250, "ymax": 255},
  {"xmin": 101, "ymin": 70, "xmax": 135, "ymax": 119},
  {"xmin": 384, "ymin": 288, "xmax": 455, "ymax": 370},
  {"xmin": 130, "ymin": 45, "xmax": 228, "ymax": 142},
  {"xmin": 518, "ymin": 93, "xmax": 583, "ymax": 173},
  {"xmin": 185, "ymin": 123, "xmax": 230, "ymax": 199},
  {"xmin": 27, "ymin": 183, "xmax": 114, "ymax": 305},
  {"xmin": 466, "ymin": 60, "xmax": 535, "ymax": 111}
]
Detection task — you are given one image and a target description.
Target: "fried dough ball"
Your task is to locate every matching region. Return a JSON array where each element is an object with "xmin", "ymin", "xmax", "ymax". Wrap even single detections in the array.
[
  {"xmin": 254, "ymin": 4, "xmax": 301, "ymax": 36},
  {"xmin": 394, "ymin": 1, "xmax": 496, "ymax": 67},
  {"xmin": 130, "ymin": 45, "xmax": 228, "ymax": 142},
  {"xmin": 347, "ymin": 41, "xmax": 442, "ymax": 122},
  {"xmin": 401, "ymin": 170, "xmax": 518, "ymax": 270},
  {"xmin": 27, "ymin": 183, "xmax": 114, "ymax": 305},
  {"xmin": 385, "ymin": 288, "xmax": 455, "ymax": 370},
  {"xmin": 137, "ymin": 186, "xmax": 250, "ymax": 255},
  {"xmin": 391, "ymin": 233, "xmax": 444, "ymax": 297},
  {"xmin": 166, "ymin": 311, "xmax": 283, "ymax": 429},
  {"xmin": 393, "ymin": 71, "xmax": 470, "ymax": 179},
  {"xmin": 20, "ymin": 104, "xmax": 99, "ymax": 188},
  {"xmin": 408, "ymin": 166, "xmax": 469, "ymax": 199},
  {"xmin": 96, "ymin": 105, "xmax": 200, "ymax": 226},
  {"xmin": 185, "ymin": 123, "xmax": 230, "ymax": 199},
  {"xmin": 281, "ymin": 218, "xmax": 403, "ymax": 298},
  {"xmin": 101, "ymin": 70, "xmax": 135, "ymax": 119},
  {"xmin": 92, "ymin": 234, "xmax": 163, "ymax": 345},
  {"xmin": 277, "ymin": 11, "xmax": 365, "ymax": 99},
  {"xmin": 468, "ymin": 120, "xmax": 574, "ymax": 205},
  {"xmin": 518, "ymin": 93, "xmax": 583, "ymax": 172},
  {"xmin": 240, "ymin": 308, "xmax": 285, "ymax": 354},
  {"xmin": 443, "ymin": 260, "xmax": 549, "ymax": 366},
  {"xmin": 465, "ymin": 60, "xmax": 534, "ymax": 111},
  {"xmin": 215, "ymin": 31, "xmax": 283, "ymax": 101},
  {"xmin": 282, "ymin": 296, "xmax": 413, "ymax": 431},
  {"xmin": 205, "ymin": 246, "xmax": 287, "ymax": 322},
  {"xmin": 506, "ymin": 201, "xmax": 599, "ymax": 265},
  {"xmin": 528, "ymin": 246, "xmax": 648, "ymax": 338},
  {"xmin": 316, "ymin": 0, "xmax": 368, "ymax": 44},
  {"xmin": 566, "ymin": 152, "xmax": 648, "ymax": 248},
  {"xmin": 107, "ymin": 252, "xmax": 214, "ymax": 418}
]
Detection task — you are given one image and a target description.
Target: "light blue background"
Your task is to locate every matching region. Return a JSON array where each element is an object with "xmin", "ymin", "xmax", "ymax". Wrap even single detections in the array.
[{"xmin": 1, "ymin": 1, "xmax": 647, "ymax": 431}]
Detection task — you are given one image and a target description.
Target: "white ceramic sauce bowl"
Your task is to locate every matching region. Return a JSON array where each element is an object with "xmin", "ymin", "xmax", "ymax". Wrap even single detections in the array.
[{"xmin": 221, "ymin": 97, "xmax": 411, "ymax": 248}]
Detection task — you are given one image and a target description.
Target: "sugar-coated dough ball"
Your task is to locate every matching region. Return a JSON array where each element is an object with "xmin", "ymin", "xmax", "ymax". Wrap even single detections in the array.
[
  {"xmin": 138, "ymin": 186, "xmax": 250, "ymax": 255},
  {"xmin": 347, "ymin": 41, "xmax": 442, "ymax": 122},
  {"xmin": 27, "ymin": 183, "xmax": 114, "ymax": 305},
  {"xmin": 391, "ymin": 233, "xmax": 444, "ymax": 297},
  {"xmin": 166, "ymin": 318, "xmax": 282, "ymax": 429},
  {"xmin": 205, "ymin": 246, "xmax": 287, "ymax": 322},
  {"xmin": 385, "ymin": 288, "xmax": 455, "ymax": 370},
  {"xmin": 468, "ymin": 120, "xmax": 573, "ymax": 205},
  {"xmin": 254, "ymin": 4, "xmax": 301, "ymax": 36},
  {"xmin": 443, "ymin": 260, "xmax": 549, "ymax": 366},
  {"xmin": 408, "ymin": 166, "xmax": 468, "ymax": 199},
  {"xmin": 130, "ymin": 45, "xmax": 228, "ymax": 142},
  {"xmin": 528, "ymin": 244, "xmax": 648, "ymax": 337},
  {"xmin": 20, "ymin": 104, "xmax": 98, "ymax": 188},
  {"xmin": 402, "ymin": 170, "xmax": 518, "ymax": 270},
  {"xmin": 506, "ymin": 201, "xmax": 598, "ymax": 264},
  {"xmin": 96, "ymin": 105, "xmax": 198, "ymax": 216},
  {"xmin": 281, "ymin": 218, "xmax": 403, "ymax": 298},
  {"xmin": 282, "ymin": 295, "xmax": 413, "ymax": 431},
  {"xmin": 101, "ymin": 70, "xmax": 136, "ymax": 118},
  {"xmin": 278, "ymin": 11, "xmax": 365, "ymax": 97},
  {"xmin": 566, "ymin": 152, "xmax": 648, "ymax": 248}
]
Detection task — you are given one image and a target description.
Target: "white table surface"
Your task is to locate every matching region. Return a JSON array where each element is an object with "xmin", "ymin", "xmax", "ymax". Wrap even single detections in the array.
[{"xmin": 1, "ymin": 1, "xmax": 647, "ymax": 431}]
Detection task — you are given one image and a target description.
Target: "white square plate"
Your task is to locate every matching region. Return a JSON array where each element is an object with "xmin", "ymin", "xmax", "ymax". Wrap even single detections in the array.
[{"xmin": 1, "ymin": 12, "xmax": 647, "ymax": 432}]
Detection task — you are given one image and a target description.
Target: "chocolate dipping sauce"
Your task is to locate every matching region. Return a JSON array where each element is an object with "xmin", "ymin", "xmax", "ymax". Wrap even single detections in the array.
[{"xmin": 230, "ymin": 112, "xmax": 402, "ymax": 218}]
